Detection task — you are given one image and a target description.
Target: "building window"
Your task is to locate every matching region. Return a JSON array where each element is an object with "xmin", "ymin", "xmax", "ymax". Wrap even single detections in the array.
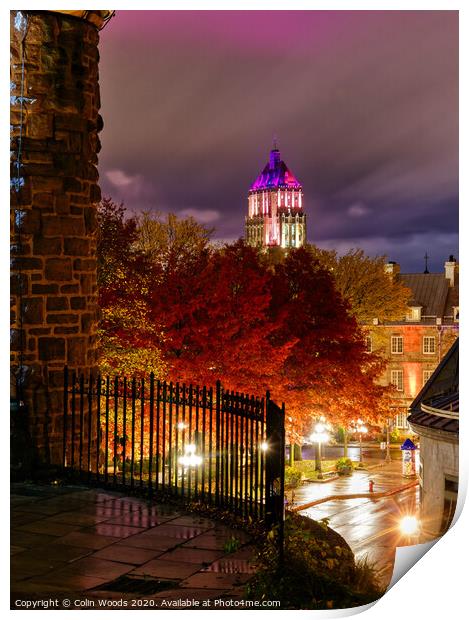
[
  {"xmin": 391, "ymin": 369, "xmax": 404, "ymax": 392},
  {"xmin": 423, "ymin": 336, "xmax": 436, "ymax": 354},
  {"xmin": 406, "ymin": 306, "xmax": 421, "ymax": 321},
  {"xmin": 395, "ymin": 411, "xmax": 408, "ymax": 428},
  {"xmin": 365, "ymin": 336, "xmax": 372, "ymax": 353},
  {"xmin": 423, "ymin": 369, "xmax": 433, "ymax": 384},
  {"xmin": 453, "ymin": 306, "xmax": 459, "ymax": 322},
  {"xmin": 440, "ymin": 476, "xmax": 458, "ymax": 534},
  {"xmin": 391, "ymin": 336, "xmax": 403, "ymax": 354}
]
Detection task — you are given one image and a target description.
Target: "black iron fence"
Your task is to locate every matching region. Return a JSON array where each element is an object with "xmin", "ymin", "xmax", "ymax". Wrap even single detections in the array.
[{"xmin": 62, "ymin": 368, "xmax": 285, "ymax": 529}]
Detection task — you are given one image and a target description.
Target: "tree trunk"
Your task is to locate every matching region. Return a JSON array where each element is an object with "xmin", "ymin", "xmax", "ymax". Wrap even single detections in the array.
[{"xmin": 343, "ymin": 429, "xmax": 348, "ymax": 458}]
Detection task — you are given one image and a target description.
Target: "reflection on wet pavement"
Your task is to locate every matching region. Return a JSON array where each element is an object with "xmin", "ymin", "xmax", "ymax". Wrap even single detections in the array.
[{"xmin": 296, "ymin": 462, "xmax": 423, "ymax": 587}]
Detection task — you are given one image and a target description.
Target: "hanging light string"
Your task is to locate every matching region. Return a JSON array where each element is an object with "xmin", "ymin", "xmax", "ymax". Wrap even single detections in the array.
[{"xmin": 12, "ymin": 11, "xmax": 30, "ymax": 404}]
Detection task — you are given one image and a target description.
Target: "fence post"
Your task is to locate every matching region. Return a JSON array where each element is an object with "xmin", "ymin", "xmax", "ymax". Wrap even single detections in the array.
[
  {"xmin": 215, "ymin": 380, "xmax": 221, "ymax": 506},
  {"xmin": 62, "ymin": 365, "xmax": 68, "ymax": 469},
  {"xmin": 265, "ymin": 397, "xmax": 286, "ymax": 560}
]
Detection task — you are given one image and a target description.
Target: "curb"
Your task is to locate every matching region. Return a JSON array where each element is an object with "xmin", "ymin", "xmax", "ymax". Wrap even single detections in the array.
[{"xmin": 291, "ymin": 480, "xmax": 418, "ymax": 512}]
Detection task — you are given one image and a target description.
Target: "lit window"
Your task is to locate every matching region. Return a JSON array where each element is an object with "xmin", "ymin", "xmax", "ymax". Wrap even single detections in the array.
[
  {"xmin": 423, "ymin": 369, "xmax": 433, "ymax": 384},
  {"xmin": 423, "ymin": 336, "xmax": 436, "ymax": 354},
  {"xmin": 391, "ymin": 369, "xmax": 404, "ymax": 392},
  {"xmin": 406, "ymin": 306, "xmax": 421, "ymax": 321},
  {"xmin": 453, "ymin": 307, "xmax": 459, "ymax": 322},
  {"xmin": 391, "ymin": 336, "xmax": 403, "ymax": 354},
  {"xmin": 365, "ymin": 336, "xmax": 372, "ymax": 353},
  {"xmin": 395, "ymin": 411, "xmax": 408, "ymax": 428}
]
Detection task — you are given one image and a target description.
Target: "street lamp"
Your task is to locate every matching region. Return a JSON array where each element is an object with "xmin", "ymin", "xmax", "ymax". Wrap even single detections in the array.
[
  {"xmin": 179, "ymin": 444, "xmax": 202, "ymax": 468},
  {"xmin": 310, "ymin": 422, "xmax": 329, "ymax": 480},
  {"xmin": 399, "ymin": 515, "xmax": 420, "ymax": 543},
  {"xmin": 385, "ymin": 418, "xmax": 392, "ymax": 463},
  {"xmin": 353, "ymin": 419, "xmax": 368, "ymax": 467}
]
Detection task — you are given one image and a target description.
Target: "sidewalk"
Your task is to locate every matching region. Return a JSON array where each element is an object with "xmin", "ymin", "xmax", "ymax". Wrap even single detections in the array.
[{"xmin": 11, "ymin": 483, "xmax": 257, "ymax": 609}]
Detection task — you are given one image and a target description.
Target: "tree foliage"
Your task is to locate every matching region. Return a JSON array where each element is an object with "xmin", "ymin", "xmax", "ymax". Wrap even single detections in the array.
[
  {"xmin": 97, "ymin": 200, "xmax": 393, "ymax": 439},
  {"xmin": 305, "ymin": 246, "xmax": 411, "ymax": 323},
  {"xmin": 96, "ymin": 198, "xmax": 166, "ymax": 378},
  {"xmin": 135, "ymin": 211, "xmax": 213, "ymax": 270}
]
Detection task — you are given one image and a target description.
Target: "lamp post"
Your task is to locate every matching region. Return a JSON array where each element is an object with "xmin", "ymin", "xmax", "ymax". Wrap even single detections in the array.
[
  {"xmin": 353, "ymin": 419, "xmax": 368, "ymax": 467},
  {"xmin": 385, "ymin": 418, "xmax": 392, "ymax": 463},
  {"xmin": 310, "ymin": 422, "xmax": 329, "ymax": 480}
]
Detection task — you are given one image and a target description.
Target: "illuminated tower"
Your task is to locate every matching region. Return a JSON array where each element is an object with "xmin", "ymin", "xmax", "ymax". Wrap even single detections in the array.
[{"xmin": 245, "ymin": 144, "xmax": 306, "ymax": 248}]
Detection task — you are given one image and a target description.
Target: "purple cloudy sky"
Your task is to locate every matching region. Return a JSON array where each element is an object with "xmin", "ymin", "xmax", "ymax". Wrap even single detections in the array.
[{"xmin": 98, "ymin": 10, "xmax": 458, "ymax": 272}]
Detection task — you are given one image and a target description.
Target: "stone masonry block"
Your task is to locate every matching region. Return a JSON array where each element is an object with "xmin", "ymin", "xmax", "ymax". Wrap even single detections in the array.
[
  {"xmin": 45, "ymin": 257, "xmax": 72, "ymax": 281},
  {"xmin": 42, "ymin": 215, "xmax": 86, "ymax": 237},
  {"xmin": 32, "ymin": 283, "xmax": 59, "ymax": 294},
  {"xmin": 67, "ymin": 337, "xmax": 87, "ymax": 365},
  {"xmin": 73, "ymin": 258, "xmax": 96, "ymax": 271},
  {"xmin": 21, "ymin": 297, "xmax": 44, "ymax": 324},
  {"xmin": 27, "ymin": 113, "xmax": 53, "ymax": 139},
  {"xmin": 64, "ymin": 238, "xmax": 90, "ymax": 256},
  {"xmin": 46, "ymin": 313, "xmax": 78, "ymax": 325},
  {"xmin": 33, "ymin": 236, "xmax": 62, "ymax": 255},
  {"xmin": 70, "ymin": 297, "xmax": 86, "ymax": 310},
  {"xmin": 38, "ymin": 337, "xmax": 65, "ymax": 361},
  {"xmin": 46, "ymin": 296, "xmax": 69, "ymax": 311}
]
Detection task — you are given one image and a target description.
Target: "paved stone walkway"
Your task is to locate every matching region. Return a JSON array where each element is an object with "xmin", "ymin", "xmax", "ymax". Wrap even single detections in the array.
[{"xmin": 11, "ymin": 483, "xmax": 258, "ymax": 610}]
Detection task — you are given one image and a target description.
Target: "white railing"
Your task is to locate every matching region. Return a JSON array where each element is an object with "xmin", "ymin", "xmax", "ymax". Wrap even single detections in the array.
[{"xmin": 421, "ymin": 402, "xmax": 459, "ymax": 420}]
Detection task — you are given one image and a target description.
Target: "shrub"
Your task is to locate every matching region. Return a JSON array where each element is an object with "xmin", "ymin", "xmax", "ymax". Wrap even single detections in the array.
[
  {"xmin": 285, "ymin": 466, "xmax": 302, "ymax": 489},
  {"xmin": 336, "ymin": 457, "xmax": 353, "ymax": 474},
  {"xmin": 246, "ymin": 514, "xmax": 384, "ymax": 609}
]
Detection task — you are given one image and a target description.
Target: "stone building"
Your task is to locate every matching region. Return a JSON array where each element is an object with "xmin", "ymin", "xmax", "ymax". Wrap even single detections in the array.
[
  {"xmin": 408, "ymin": 339, "xmax": 458, "ymax": 538},
  {"xmin": 245, "ymin": 145, "xmax": 306, "ymax": 249},
  {"xmin": 365, "ymin": 256, "xmax": 459, "ymax": 430},
  {"xmin": 10, "ymin": 10, "xmax": 111, "ymax": 469}
]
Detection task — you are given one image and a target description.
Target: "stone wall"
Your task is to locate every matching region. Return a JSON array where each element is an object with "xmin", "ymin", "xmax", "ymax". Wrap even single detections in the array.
[
  {"xmin": 418, "ymin": 428, "xmax": 458, "ymax": 538},
  {"xmin": 10, "ymin": 10, "xmax": 102, "ymax": 467}
]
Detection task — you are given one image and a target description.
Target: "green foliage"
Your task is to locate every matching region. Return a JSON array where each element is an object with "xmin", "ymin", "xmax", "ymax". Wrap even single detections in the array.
[
  {"xmin": 246, "ymin": 514, "xmax": 384, "ymax": 609},
  {"xmin": 223, "ymin": 536, "xmax": 242, "ymax": 554},
  {"xmin": 285, "ymin": 466, "xmax": 302, "ymax": 489},
  {"xmin": 336, "ymin": 457, "xmax": 353, "ymax": 474},
  {"xmin": 290, "ymin": 459, "xmax": 336, "ymax": 478},
  {"xmin": 336, "ymin": 426, "xmax": 346, "ymax": 442},
  {"xmin": 390, "ymin": 428, "xmax": 402, "ymax": 444},
  {"xmin": 305, "ymin": 245, "xmax": 412, "ymax": 323}
]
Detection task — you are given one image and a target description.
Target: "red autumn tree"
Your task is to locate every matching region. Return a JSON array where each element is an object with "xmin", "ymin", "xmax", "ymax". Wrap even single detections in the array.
[
  {"xmin": 266, "ymin": 248, "xmax": 388, "ymax": 441},
  {"xmin": 150, "ymin": 240, "xmax": 296, "ymax": 393},
  {"xmin": 97, "ymin": 202, "xmax": 392, "ymax": 442}
]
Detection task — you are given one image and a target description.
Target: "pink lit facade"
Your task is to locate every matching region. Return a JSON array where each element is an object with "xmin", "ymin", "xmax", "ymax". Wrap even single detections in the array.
[{"xmin": 245, "ymin": 147, "xmax": 306, "ymax": 249}]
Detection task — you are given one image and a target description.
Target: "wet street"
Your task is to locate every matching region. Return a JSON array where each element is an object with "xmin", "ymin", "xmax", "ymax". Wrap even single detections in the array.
[{"xmin": 294, "ymin": 462, "xmax": 421, "ymax": 588}]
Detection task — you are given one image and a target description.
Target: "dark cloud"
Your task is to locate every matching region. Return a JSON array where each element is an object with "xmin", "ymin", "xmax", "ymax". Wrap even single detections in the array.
[{"xmin": 98, "ymin": 10, "xmax": 458, "ymax": 271}]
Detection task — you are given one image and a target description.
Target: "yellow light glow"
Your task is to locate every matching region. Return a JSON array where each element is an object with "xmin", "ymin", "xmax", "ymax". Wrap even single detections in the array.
[
  {"xmin": 260, "ymin": 441, "xmax": 268, "ymax": 452},
  {"xmin": 400, "ymin": 515, "xmax": 420, "ymax": 536}
]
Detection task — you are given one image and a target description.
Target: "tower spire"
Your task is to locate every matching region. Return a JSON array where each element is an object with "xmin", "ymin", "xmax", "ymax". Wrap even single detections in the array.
[
  {"xmin": 272, "ymin": 134, "xmax": 278, "ymax": 151},
  {"xmin": 424, "ymin": 252, "xmax": 429, "ymax": 274}
]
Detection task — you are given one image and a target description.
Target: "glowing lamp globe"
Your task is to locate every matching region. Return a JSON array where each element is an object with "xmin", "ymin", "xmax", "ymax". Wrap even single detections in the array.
[{"xmin": 400, "ymin": 515, "xmax": 420, "ymax": 536}]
